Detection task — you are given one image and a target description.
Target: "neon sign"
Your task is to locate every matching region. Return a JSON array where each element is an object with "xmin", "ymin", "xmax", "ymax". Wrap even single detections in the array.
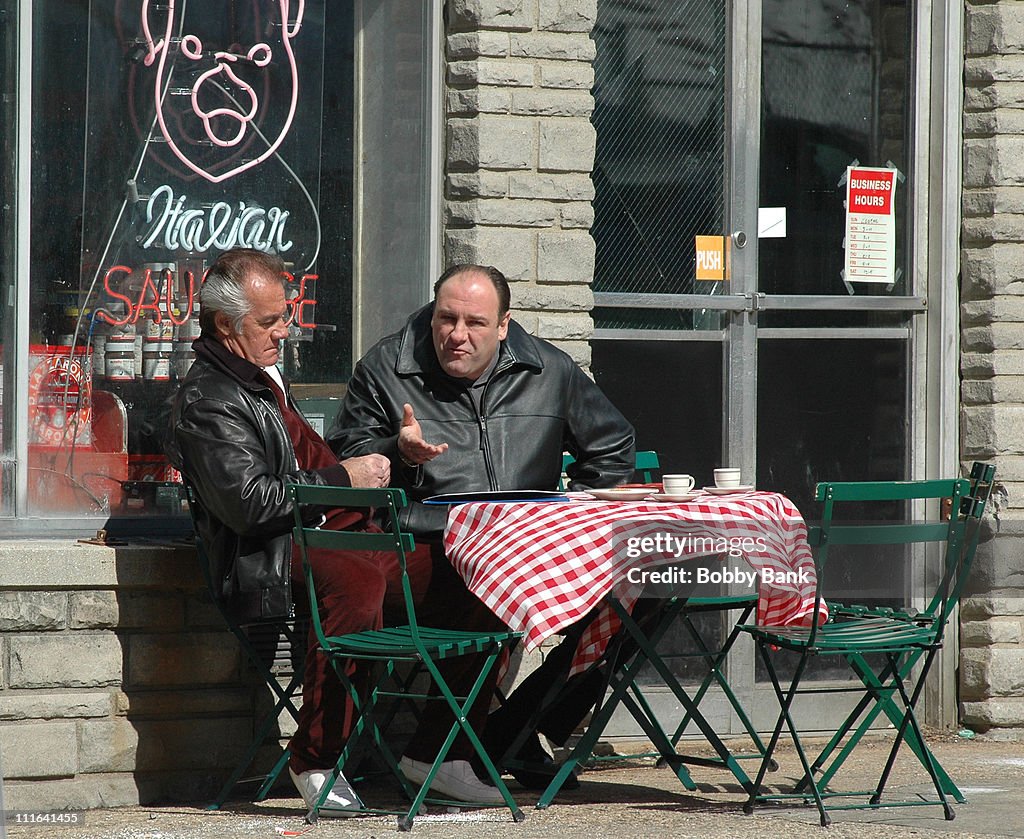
[
  {"xmin": 139, "ymin": 184, "xmax": 294, "ymax": 254},
  {"xmin": 96, "ymin": 265, "xmax": 318, "ymax": 330},
  {"xmin": 141, "ymin": 0, "xmax": 304, "ymax": 184}
]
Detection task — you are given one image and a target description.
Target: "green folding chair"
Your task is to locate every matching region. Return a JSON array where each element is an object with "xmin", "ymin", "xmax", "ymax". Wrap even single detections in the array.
[
  {"xmin": 289, "ymin": 484, "xmax": 524, "ymax": 830},
  {"xmin": 559, "ymin": 449, "xmax": 661, "ymax": 488},
  {"xmin": 739, "ymin": 464, "xmax": 994, "ymax": 826},
  {"xmin": 531, "ymin": 590, "xmax": 757, "ymax": 809},
  {"xmin": 559, "ymin": 451, "xmax": 767, "ymax": 777},
  {"xmin": 185, "ymin": 484, "xmax": 304, "ymax": 809},
  {"xmin": 794, "ymin": 461, "xmax": 996, "ymax": 805}
]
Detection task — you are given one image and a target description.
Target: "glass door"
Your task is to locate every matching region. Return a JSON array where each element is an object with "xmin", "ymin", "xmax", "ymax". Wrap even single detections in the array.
[
  {"xmin": 743, "ymin": 0, "xmax": 926, "ymax": 730},
  {"xmin": 592, "ymin": 0, "xmax": 945, "ymax": 737}
]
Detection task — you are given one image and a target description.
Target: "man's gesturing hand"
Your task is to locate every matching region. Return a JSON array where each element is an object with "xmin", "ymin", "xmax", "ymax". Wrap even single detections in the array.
[
  {"xmin": 341, "ymin": 453, "xmax": 392, "ymax": 488},
  {"xmin": 397, "ymin": 403, "xmax": 449, "ymax": 466}
]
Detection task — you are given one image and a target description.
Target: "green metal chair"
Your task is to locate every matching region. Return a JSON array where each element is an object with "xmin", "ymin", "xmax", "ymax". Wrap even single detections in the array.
[
  {"xmin": 794, "ymin": 461, "xmax": 997, "ymax": 806},
  {"xmin": 739, "ymin": 464, "xmax": 995, "ymax": 826},
  {"xmin": 185, "ymin": 484, "xmax": 304, "ymax": 809},
  {"xmin": 531, "ymin": 588, "xmax": 756, "ymax": 809},
  {"xmin": 289, "ymin": 484, "xmax": 524, "ymax": 830},
  {"xmin": 559, "ymin": 449, "xmax": 661, "ymax": 488},
  {"xmin": 560, "ymin": 451, "xmax": 768, "ymax": 776}
]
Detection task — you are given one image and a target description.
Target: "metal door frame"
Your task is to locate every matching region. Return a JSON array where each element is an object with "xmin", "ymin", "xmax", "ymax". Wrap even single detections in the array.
[{"xmin": 598, "ymin": 0, "xmax": 963, "ymax": 736}]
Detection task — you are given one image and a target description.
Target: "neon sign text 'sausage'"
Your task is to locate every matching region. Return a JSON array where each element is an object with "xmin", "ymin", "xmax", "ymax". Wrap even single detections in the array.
[{"xmin": 139, "ymin": 183, "xmax": 294, "ymax": 254}]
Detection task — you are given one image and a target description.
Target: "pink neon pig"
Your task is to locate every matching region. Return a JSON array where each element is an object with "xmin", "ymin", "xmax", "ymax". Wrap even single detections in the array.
[{"xmin": 140, "ymin": 0, "xmax": 304, "ymax": 184}]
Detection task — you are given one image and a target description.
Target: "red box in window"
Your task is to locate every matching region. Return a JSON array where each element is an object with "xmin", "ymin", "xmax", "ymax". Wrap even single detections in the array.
[
  {"xmin": 27, "ymin": 446, "xmax": 127, "ymax": 513},
  {"xmin": 127, "ymin": 454, "xmax": 180, "ymax": 483},
  {"xmin": 28, "ymin": 345, "xmax": 93, "ymax": 448}
]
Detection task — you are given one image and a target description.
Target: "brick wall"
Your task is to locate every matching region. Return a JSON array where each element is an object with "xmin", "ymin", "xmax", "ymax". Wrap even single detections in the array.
[
  {"xmin": 444, "ymin": 0, "xmax": 599, "ymax": 368},
  {"xmin": 0, "ymin": 542, "xmax": 265, "ymax": 809},
  {"xmin": 960, "ymin": 0, "xmax": 1024, "ymax": 735}
]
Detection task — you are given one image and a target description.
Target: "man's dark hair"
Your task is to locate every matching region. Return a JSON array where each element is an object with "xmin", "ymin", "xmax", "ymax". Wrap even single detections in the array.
[
  {"xmin": 199, "ymin": 248, "xmax": 287, "ymax": 335},
  {"xmin": 433, "ymin": 264, "xmax": 511, "ymax": 317}
]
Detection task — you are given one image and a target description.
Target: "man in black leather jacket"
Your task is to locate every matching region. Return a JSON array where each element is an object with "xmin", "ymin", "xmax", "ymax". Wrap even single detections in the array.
[
  {"xmin": 169, "ymin": 249, "xmax": 509, "ymax": 814},
  {"xmin": 328, "ymin": 263, "xmax": 636, "ymax": 788},
  {"xmin": 327, "ymin": 265, "xmax": 635, "ymax": 533}
]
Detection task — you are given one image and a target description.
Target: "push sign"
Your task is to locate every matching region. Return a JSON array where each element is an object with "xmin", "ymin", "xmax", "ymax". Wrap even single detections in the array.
[{"xmin": 844, "ymin": 166, "xmax": 897, "ymax": 284}]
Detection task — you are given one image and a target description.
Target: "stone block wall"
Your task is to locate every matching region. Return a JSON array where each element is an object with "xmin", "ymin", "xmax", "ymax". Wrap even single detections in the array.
[
  {"xmin": 0, "ymin": 542, "xmax": 270, "ymax": 810},
  {"xmin": 960, "ymin": 0, "xmax": 1024, "ymax": 736},
  {"xmin": 445, "ymin": 0, "xmax": 599, "ymax": 368}
]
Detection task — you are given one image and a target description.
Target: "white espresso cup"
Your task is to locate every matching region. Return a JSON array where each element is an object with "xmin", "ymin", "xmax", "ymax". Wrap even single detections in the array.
[
  {"xmin": 662, "ymin": 474, "xmax": 696, "ymax": 494},
  {"xmin": 714, "ymin": 467, "xmax": 742, "ymax": 488}
]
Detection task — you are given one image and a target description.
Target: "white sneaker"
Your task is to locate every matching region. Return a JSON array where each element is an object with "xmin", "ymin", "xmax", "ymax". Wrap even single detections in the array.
[
  {"xmin": 289, "ymin": 767, "xmax": 363, "ymax": 816},
  {"xmin": 399, "ymin": 756, "xmax": 505, "ymax": 804}
]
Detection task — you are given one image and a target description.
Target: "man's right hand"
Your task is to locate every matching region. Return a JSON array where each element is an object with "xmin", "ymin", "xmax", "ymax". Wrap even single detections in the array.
[
  {"xmin": 341, "ymin": 453, "xmax": 391, "ymax": 488},
  {"xmin": 397, "ymin": 403, "xmax": 449, "ymax": 466}
]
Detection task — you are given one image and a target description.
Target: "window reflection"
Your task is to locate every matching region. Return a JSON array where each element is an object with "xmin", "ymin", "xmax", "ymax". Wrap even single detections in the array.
[
  {"xmin": 591, "ymin": 0, "xmax": 726, "ymax": 309},
  {"xmin": 755, "ymin": 338, "xmax": 907, "ymax": 683},
  {"xmin": 759, "ymin": 0, "xmax": 910, "ymax": 299}
]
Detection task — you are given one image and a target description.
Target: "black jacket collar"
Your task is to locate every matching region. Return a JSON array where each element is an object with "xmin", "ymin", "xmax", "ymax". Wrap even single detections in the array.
[
  {"xmin": 394, "ymin": 303, "xmax": 544, "ymax": 378},
  {"xmin": 193, "ymin": 334, "xmax": 270, "ymax": 390}
]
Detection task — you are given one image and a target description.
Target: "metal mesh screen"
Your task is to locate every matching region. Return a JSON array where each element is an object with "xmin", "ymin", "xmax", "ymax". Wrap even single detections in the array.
[{"xmin": 591, "ymin": 0, "xmax": 726, "ymax": 322}]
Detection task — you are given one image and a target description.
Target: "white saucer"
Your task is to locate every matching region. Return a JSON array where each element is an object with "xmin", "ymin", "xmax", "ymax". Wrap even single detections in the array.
[
  {"xmin": 585, "ymin": 488, "xmax": 654, "ymax": 501},
  {"xmin": 703, "ymin": 485, "xmax": 755, "ymax": 495},
  {"xmin": 647, "ymin": 492, "xmax": 701, "ymax": 502}
]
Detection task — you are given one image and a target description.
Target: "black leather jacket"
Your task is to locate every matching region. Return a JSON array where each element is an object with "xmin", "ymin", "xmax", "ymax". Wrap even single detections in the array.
[
  {"xmin": 327, "ymin": 304, "xmax": 636, "ymax": 536},
  {"xmin": 167, "ymin": 336, "xmax": 350, "ymax": 622}
]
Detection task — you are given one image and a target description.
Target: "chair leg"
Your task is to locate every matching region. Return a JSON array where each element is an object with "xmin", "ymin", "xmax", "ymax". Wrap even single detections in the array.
[
  {"xmin": 609, "ymin": 600, "xmax": 750, "ymax": 793},
  {"xmin": 670, "ymin": 603, "xmax": 769, "ymax": 762},
  {"xmin": 254, "ymin": 748, "xmax": 291, "ymax": 802},
  {"xmin": 411, "ymin": 648, "xmax": 524, "ymax": 827},
  {"xmin": 535, "ymin": 642, "xmax": 668, "ymax": 809},
  {"xmin": 305, "ymin": 659, "xmax": 406, "ymax": 823},
  {"xmin": 345, "ymin": 661, "xmax": 425, "ymax": 781},
  {"xmin": 826, "ymin": 651, "xmax": 965, "ymax": 803},
  {"xmin": 796, "ymin": 687, "xmax": 877, "ymax": 793},
  {"xmin": 209, "ymin": 672, "xmax": 302, "ymax": 809},
  {"xmin": 617, "ymin": 672, "xmax": 699, "ymax": 786},
  {"xmin": 871, "ymin": 651, "xmax": 954, "ymax": 820},
  {"xmin": 793, "ymin": 651, "xmax": 905, "ymax": 795},
  {"xmin": 534, "ymin": 601, "xmax": 696, "ymax": 809},
  {"xmin": 644, "ymin": 650, "xmax": 753, "ymax": 793},
  {"xmin": 748, "ymin": 641, "xmax": 829, "ymax": 827}
]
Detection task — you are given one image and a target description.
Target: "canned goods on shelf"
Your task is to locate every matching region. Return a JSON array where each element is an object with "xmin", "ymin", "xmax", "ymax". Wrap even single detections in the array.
[
  {"xmin": 105, "ymin": 335, "xmax": 136, "ymax": 381},
  {"xmin": 142, "ymin": 339, "xmax": 172, "ymax": 381}
]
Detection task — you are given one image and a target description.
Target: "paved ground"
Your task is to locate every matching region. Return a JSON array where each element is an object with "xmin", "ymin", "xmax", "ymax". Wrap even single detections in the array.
[{"xmin": 5, "ymin": 735, "xmax": 1023, "ymax": 839}]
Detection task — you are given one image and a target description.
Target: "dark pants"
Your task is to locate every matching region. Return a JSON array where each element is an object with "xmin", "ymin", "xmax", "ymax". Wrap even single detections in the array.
[
  {"xmin": 483, "ymin": 620, "xmax": 605, "ymax": 758},
  {"xmin": 288, "ymin": 536, "xmax": 506, "ymax": 775},
  {"xmin": 485, "ymin": 597, "xmax": 672, "ymax": 759}
]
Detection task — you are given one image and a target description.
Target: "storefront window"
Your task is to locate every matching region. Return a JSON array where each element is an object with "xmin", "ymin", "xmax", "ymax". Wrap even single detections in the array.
[{"xmin": 15, "ymin": 1, "xmax": 434, "ymax": 523}]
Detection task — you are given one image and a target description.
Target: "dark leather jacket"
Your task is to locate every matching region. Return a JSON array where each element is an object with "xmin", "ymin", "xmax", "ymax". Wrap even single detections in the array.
[
  {"xmin": 327, "ymin": 304, "xmax": 636, "ymax": 536},
  {"xmin": 167, "ymin": 336, "xmax": 351, "ymax": 622}
]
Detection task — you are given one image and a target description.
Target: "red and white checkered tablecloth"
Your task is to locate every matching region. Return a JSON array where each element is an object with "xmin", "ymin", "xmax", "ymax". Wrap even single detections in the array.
[{"xmin": 443, "ymin": 491, "xmax": 827, "ymax": 675}]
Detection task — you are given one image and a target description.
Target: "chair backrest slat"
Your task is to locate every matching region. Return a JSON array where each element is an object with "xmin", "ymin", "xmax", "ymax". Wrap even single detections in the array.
[
  {"xmin": 561, "ymin": 450, "xmax": 660, "ymax": 489},
  {"xmin": 816, "ymin": 478, "xmax": 969, "ymax": 503},
  {"xmin": 300, "ymin": 527, "xmax": 415, "ymax": 553},
  {"xmin": 290, "ymin": 483, "xmax": 406, "ymax": 509},
  {"xmin": 811, "ymin": 466, "xmax": 995, "ymax": 647},
  {"xmin": 634, "ymin": 450, "xmax": 661, "ymax": 483},
  {"xmin": 819, "ymin": 522, "xmax": 957, "ymax": 547}
]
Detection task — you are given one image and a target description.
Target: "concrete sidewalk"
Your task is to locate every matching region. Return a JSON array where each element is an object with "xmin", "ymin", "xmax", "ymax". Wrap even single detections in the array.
[{"xmin": 6, "ymin": 735, "xmax": 1023, "ymax": 839}]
